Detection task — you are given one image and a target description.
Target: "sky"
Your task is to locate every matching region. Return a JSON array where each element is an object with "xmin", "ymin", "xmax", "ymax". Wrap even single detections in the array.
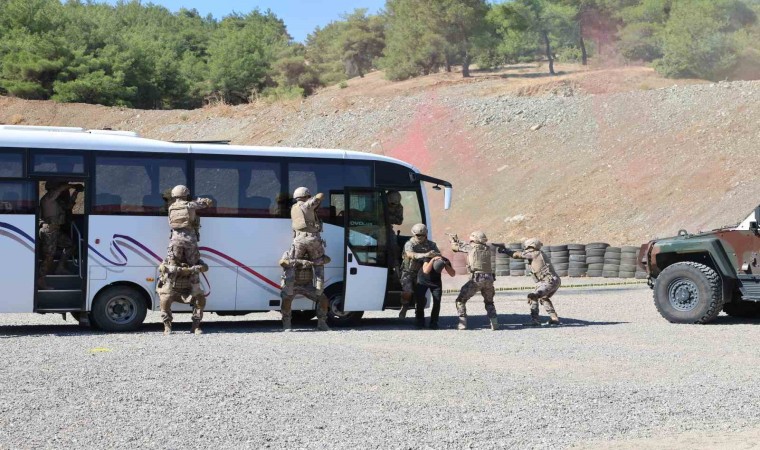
[{"xmin": 106, "ymin": 0, "xmax": 387, "ymax": 42}]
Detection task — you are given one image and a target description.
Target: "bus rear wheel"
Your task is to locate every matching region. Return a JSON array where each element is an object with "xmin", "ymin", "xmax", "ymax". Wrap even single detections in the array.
[
  {"xmin": 325, "ymin": 286, "xmax": 363, "ymax": 327},
  {"xmin": 90, "ymin": 286, "xmax": 148, "ymax": 332}
]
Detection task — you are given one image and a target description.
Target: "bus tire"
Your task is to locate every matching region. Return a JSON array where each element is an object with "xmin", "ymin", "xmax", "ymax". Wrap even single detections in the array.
[
  {"xmin": 90, "ymin": 286, "xmax": 148, "ymax": 332},
  {"xmin": 325, "ymin": 285, "xmax": 364, "ymax": 327}
]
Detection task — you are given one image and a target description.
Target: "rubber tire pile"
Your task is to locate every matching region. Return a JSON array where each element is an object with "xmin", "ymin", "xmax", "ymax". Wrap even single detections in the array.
[
  {"xmin": 585, "ymin": 243, "xmax": 609, "ymax": 278},
  {"xmin": 547, "ymin": 245, "xmax": 570, "ymax": 278},
  {"xmin": 602, "ymin": 246, "xmax": 622, "ymax": 278},
  {"xmin": 508, "ymin": 242, "xmax": 525, "ymax": 276},
  {"xmin": 567, "ymin": 244, "xmax": 587, "ymax": 278},
  {"xmin": 492, "ymin": 243, "xmax": 510, "ymax": 277},
  {"xmin": 618, "ymin": 246, "xmax": 639, "ymax": 278}
]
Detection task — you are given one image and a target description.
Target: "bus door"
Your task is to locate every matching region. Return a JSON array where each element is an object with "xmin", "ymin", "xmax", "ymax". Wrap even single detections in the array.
[{"xmin": 342, "ymin": 189, "xmax": 392, "ymax": 312}]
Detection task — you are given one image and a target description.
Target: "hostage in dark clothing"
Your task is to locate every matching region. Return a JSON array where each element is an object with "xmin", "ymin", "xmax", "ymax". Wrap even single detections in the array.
[{"xmin": 414, "ymin": 255, "xmax": 456, "ymax": 329}]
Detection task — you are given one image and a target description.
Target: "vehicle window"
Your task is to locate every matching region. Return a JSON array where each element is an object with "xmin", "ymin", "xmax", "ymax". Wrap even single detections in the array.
[
  {"xmin": 194, "ymin": 159, "xmax": 283, "ymax": 217},
  {"xmin": 94, "ymin": 156, "xmax": 187, "ymax": 214},
  {"xmin": 32, "ymin": 153, "xmax": 85, "ymax": 174},
  {"xmin": 288, "ymin": 162, "xmax": 371, "ymax": 219},
  {"xmin": 0, "ymin": 152, "xmax": 23, "ymax": 178},
  {"xmin": 391, "ymin": 190, "xmax": 423, "ymax": 237},
  {"xmin": 0, "ymin": 181, "xmax": 35, "ymax": 214}
]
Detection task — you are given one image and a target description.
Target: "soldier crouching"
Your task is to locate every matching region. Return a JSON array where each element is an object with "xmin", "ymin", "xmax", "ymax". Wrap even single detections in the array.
[
  {"xmin": 279, "ymin": 249, "xmax": 331, "ymax": 332},
  {"xmin": 450, "ymin": 231, "xmax": 499, "ymax": 330},
  {"xmin": 509, "ymin": 238, "xmax": 561, "ymax": 326},
  {"xmin": 156, "ymin": 255, "xmax": 209, "ymax": 335}
]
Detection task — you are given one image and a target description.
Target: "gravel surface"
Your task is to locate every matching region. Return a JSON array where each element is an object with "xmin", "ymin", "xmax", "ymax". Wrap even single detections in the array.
[{"xmin": 2, "ymin": 285, "xmax": 760, "ymax": 449}]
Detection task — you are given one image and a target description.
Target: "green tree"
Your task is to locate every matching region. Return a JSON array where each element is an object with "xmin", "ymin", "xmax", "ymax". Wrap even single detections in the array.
[
  {"xmin": 340, "ymin": 9, "xmax": 385, "ymax": 78},
  {"xmin": 429, "ymin": 0, "xmax": 490, "ymax": 77},
  {"xmin": 382, "ymin": 0, "xmax": 448, "ymax": 80}
]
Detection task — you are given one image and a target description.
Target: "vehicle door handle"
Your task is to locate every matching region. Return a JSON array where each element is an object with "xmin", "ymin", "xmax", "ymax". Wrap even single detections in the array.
[{"xmin": 350, "ymin": 268, "xmax": 357, "ymax": 275}]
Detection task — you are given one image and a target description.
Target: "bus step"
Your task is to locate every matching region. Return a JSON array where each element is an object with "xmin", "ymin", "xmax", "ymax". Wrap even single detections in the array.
[
  {"xmin": 44, "ymin": 275, "xmax": 82, "ymax": 290},
  {"xmin": 37, "ymin": 289, "xmax": 83, "ymax": 310}
]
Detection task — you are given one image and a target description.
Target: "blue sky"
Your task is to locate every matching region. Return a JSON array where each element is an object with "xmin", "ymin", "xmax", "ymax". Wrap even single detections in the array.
[{"xmin": 106, "ymin": 0, "xmax": 386, "ymax": 42}]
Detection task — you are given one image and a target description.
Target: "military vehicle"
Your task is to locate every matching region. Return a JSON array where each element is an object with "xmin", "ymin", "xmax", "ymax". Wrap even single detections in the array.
[{"xmin": 640, "ymin": 205, "xmax": 760, "ymax": 324}]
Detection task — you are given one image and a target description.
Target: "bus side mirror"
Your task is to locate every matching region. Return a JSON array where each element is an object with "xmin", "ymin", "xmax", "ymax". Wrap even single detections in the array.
[
  {"xmin": 444, "ymin": 187, "xmax": 452, "ymax": 210},
  {"xmin": 751, "ymin": 221, "xmax": 759, "ymax": 233}
]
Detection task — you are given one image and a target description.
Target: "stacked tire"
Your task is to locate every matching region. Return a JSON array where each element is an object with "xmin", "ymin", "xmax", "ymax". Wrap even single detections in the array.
[
  {"xmin": 567, "ymin": 244, "xmax": 587, "ymax": 277},
  {"xmin": 635, "ymin": 248, "xmax": 648, "ymax": 279},
  {"xmin": 492, "ymin": 243, "xmax": 510, "ymax": 277},
  {"xmin": 618, "ymin": 246, "xmax": 639, "ymax": 278},
  {"xmin": 508, "ymin": 243, "xmax": 525, "ymax": 276},
  {"xmin": 603, "ymin": 247, "xmax": 622, "ymax": 278},
  {"xmin": 585, "ymin": 243, "xmax": 609, "ymax": 277},
  {"xmin": 548, "ymin": 245, "xmax": 569, "ymax": 277}
]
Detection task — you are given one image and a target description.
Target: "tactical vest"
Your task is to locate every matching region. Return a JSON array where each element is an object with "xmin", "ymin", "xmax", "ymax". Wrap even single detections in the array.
[
  {"xmin": 169, "ymin": 201, "xmax": 195, "ymax": 230},
  {"xmin": 402, "ymin": 238, "xmax": 437, "ymax": 272},
  {"xmin": 467, "ymin": 243, "xmax": 492, "ymax": 274},
  {"xmin": 530, "ymin": 251, "xmax": 557, "ymax": 282},
  {"xmin": 291, "ymin": 202, "xmax": 322, "ymax": 233},
  {"xmin": 295, "ymin": 267, "xmax": 314, "ymax": 285},
  {"xmin": 41, "ymin": 198, "xmax": 65, "ymax": 226}
]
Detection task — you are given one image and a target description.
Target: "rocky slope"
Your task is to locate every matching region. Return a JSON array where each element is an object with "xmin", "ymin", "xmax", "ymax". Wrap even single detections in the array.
[{"xmin": 2, "ymin": 63, "xmax": 758, "ymax": 246}]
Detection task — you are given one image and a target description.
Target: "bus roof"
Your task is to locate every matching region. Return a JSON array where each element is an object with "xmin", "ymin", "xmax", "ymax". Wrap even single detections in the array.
[{"xmin": 0, "ymin": 125, "xmax": 419, "ymax": 172}]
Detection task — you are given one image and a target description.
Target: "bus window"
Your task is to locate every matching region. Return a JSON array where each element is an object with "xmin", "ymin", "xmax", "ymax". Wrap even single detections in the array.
[
  {"xmin": 0, "ymin": 152, "xmax": 23, "ymax": 177},
  {"xmin": 32, "ymin": 153, "xmax": 84, "ymax": 174},
  {"xmin": 288, "ymin": 162, "xmax": 371, "ymax": 218},
  {"xmin": 194, "ymin": 159, "xmax": 283, "ymax": 217},
  {"xmin": 0, "ymin": 182, "xmax": 34, "ymax": 214},
  {"xmin": 93, "ymin": 156, "xmax": 187, "ymax": 214},
  {"xmin": 389, "ymin": 190, "xmax": 423, "ymax": 237}
]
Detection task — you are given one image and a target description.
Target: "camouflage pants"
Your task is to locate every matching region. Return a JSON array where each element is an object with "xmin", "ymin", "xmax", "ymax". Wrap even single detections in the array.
[
  {"xmin": 39, "ymin": 223, "xmax": 72, "ymax": 258},
  {"xmin": 455, "ymin": 275, "xmax": 497, "ymax": 319},
  {"xmin": 280, "ymin": 285, "xmax": 328, "ymax": 321},
  {"xmin": 168, "ymin": 229, "xmax": 200, "ymax": 266},
  {"xmin": 291, "ymin": 232, "xmax": 326, "ymax": 290},
  {"xmin": 159, "ymin": 290, "xmax": 206, "ymax": 325},
  {"xmin": 530, "ymin": 276, "xmax": 561, "ymax": 318}
]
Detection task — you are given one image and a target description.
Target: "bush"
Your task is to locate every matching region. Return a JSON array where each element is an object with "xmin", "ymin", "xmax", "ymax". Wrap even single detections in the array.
[{"xmin": 556, "ymin": 46, "xmax": 583, "ymax": 63}]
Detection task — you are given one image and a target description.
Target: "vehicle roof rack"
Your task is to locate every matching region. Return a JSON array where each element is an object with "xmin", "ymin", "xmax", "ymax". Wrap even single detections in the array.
[{"xmin": 172, "ymin": 140, "xmax": 231, "ymax": 145}]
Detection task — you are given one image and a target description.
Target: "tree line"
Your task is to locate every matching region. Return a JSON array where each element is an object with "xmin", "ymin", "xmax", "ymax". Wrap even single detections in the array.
[{"xmin": 1, "ymin": 0, "xmax": 758, "ymax": 109}]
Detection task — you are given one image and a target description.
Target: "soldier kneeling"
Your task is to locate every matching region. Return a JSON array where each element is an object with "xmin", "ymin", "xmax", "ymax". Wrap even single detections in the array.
[
  {"xmin": 509, "ymin": 238, "xmax": 561, "ymax": 326},
  {"xmin": 156, "ymin": 255, "xmax": 209, "ymax": 335},
  {"xmin": 279, "ymin": 249, "xmax": 331, "ymax": 332}
]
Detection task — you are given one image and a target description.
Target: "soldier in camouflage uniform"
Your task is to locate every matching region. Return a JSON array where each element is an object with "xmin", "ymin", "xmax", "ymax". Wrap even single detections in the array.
[
  {"xmin": 450, "ymin": 231, "xmax": 499, "ymax": 330},
  {"xmin": 37, "ymin": 181, "xmax": 83, "ymax": 290},
  {"xmin": 399, "ymin": 223, "xmax": 440, "ymax": 318},
  {"xmin": 53, "ymin": 182, "xmax": 83, "ymax": 275},
  {"xmin": 279, "ymin": 248, "xmax": 331, "ymax": 332},
  {"xmin": 290, "ymin": 187, "xmax": 327, "ymax": 294},
  {"xmin": 509, "ymin": 238, "xmax": 561, "ymax": 326},
  {"xmin": 386, "ymin": 190, "xmax": 404, "ymax": 278},
  {"xmin": 156, "ymin": 254, "xmax": 208, "ymax": 335},
  {"xmin": 167, "ymin": 185, "xmax": 213, "ymax": 267}
]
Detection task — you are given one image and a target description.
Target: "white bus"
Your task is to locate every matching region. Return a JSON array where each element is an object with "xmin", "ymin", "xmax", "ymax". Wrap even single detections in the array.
[{"xmin": 0, "ymin": 125, "xmax": 452, "ymax": 331}]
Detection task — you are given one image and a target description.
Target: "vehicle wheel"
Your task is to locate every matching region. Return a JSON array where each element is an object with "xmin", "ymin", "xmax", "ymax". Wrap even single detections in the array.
[
  {"xmin": 291, "ymin": 310, "xmax": 317, "ymax": 323},
  {"xmin": 722, "ymin": 300, "xmax": 760, "ymax": 318},
  {"xmin": 90, "ymin": 286, "xmax": 148, "ymax": 332},
  {"xmin": 653, "ymin": 262, "xmax": 724, "ymax": 324},
  {"xmin": 325, "ymin": 286, "xmax": 363, "ymax": 327}
]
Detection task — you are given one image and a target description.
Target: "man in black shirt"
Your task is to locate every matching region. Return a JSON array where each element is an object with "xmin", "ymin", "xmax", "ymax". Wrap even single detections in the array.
[{"xmin": 414, "ymin": 255, "xmax": 456, "ymax": 329}]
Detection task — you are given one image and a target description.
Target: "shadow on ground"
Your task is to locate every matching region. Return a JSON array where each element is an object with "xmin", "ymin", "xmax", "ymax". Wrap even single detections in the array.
[{"xmin": 0, "ymin": 313, "xmax": 628, "ymax": 337}]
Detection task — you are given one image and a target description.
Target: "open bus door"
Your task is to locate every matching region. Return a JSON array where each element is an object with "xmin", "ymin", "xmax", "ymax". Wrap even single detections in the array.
[{"xmin": 341, "ymin": 188, "xmax": 392, "ymax": 318}]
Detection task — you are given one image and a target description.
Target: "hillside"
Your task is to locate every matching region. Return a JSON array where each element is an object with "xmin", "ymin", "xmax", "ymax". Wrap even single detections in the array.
[{"xmin": 2, "ymin": 63, "xmax": 759, "ymax": 246}]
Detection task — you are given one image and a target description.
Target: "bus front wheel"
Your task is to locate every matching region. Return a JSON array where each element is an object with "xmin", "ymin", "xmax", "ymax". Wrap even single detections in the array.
[
  {"xmin": 90, "ymin": 286, "xmax": 148, "ymax": 332},
  {"xmin": 325, "ymin": 286, "xmax": 363, "ymax": 327}
]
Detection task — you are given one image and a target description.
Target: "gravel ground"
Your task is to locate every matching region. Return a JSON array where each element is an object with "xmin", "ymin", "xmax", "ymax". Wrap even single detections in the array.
[{"xmin": 2, "ymin": 285, "xmax": 760, "ymax": 449}]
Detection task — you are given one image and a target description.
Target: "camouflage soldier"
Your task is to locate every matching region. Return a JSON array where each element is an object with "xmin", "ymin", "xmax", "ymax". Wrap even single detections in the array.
[
  {"xmin": 54, "ymin": 182, "xmax": 83, "ymax": 274},
  {"xmin": 450, "ymin": 231, "xmax": 499, "ymax": 330},
  {"xmin": 279, "ymin": 248, "xmax": 331, "ymax": 332},
  {"xmin": 509, "ymin": 238, "xmax": 561, "ymax": 326},
  {"xmin": 399, "ymin": 223, "xmax": 440, "ymax": 318},
  {"xmin": 387, "ymin": 190, "xmax": 404, "ymax": 226},
  {"xmin": 167, "ymin": 185, "xmax": 213, "ymax": 266},
  {"xmin": 290, "ymin": 187, "xmax": 327, "ymax": 294},
  {"xmin": 156, "ymin": 254, "xmax": 208, "ymax": 335},
  {"xmin": 37, "ymin": 181, "xmax": 82, "ymax": 289}
]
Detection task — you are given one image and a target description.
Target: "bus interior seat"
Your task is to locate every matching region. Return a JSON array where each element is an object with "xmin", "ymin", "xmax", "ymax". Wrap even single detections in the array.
[
  {"xmin": 1, "ymin": 191, "xmax": 19, "ymax": 212},
  {"xmin": 142, "ymin": 193, "xmax": 167, "ymax": 214},
  {"xmin": 240, "ymin": 195, "xmax": 270, "ymax": 215},
  {"xmin": 96, "ymin": 193, "xmax": 122, "ymax": 212}
]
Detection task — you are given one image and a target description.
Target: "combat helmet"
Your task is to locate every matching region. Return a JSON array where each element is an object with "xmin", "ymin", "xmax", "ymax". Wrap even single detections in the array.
[
  {"xmin": 523, "ymin": 238, "xmax": 543, "ymax": 250},
  {"xmin": 293, "ymin": 187, "xmax": 311, "ymax": 199},
  {"xmin": 387, "ymin": 190, "xmax": 401, "ymax": 204},
  {"xmin": 411, "ymin": 223, "xmax": 427, "ymax": 237},
  {"xmin": 469, "ymin": 230, "xmax": 488, "ymax": 244},
  {"xmin": 171, "ymin": 185, "xmax": 190, "ymax": 199}
]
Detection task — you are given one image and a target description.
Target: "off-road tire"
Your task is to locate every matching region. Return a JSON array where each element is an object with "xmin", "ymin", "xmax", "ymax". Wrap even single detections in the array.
[{"xmin": 653, "ymin": 262, "xmax": 724, "ymax": 324}]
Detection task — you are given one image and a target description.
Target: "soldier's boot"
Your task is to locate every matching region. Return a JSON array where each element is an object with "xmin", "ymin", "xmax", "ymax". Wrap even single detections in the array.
[
  {"xmin": 163, "ymin": 321, "xmax": 172, "ymax": 335},
  {"xmin": 282, "ymin": 317, "xmax": 292, "ymax": 332},
  {"xmin": 523, "ymin": 309, "xmax": 541, "ymax": 327},
  {"xmin": 54, "ymin": 249, "xmax": 72, "ymax": 275},
  {"xmin": 316, "ymin": 318, "xmax": 330, "ymax": 332},
  {"xmin": 547, "ymin": 312, "xmax": 561, "ymax": 326},
  {"xmin": 489, "ymin": 317, "xmax": 500, "ymax": 331},
  {"xmin": 191, "ymin": 319, "xmax": 203, "ymax": 335},
  {"xmin": 398, "ymin": 304, "xmax": 409, "ymax": 319},
  {"xmin": 457, "ymin": 316, "xmax": 468, "ymax": 330}
]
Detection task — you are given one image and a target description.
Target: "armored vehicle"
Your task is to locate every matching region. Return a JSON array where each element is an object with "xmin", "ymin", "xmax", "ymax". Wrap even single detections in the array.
[{"xmin": 640, "ymin": 206, "xmax": 760, "ymax": 323}]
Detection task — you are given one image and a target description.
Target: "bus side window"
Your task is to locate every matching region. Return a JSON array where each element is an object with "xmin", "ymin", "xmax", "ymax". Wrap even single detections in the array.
[{"xmin": 0, "ymin": 182, "xmax": 35, "ymax": 214}]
